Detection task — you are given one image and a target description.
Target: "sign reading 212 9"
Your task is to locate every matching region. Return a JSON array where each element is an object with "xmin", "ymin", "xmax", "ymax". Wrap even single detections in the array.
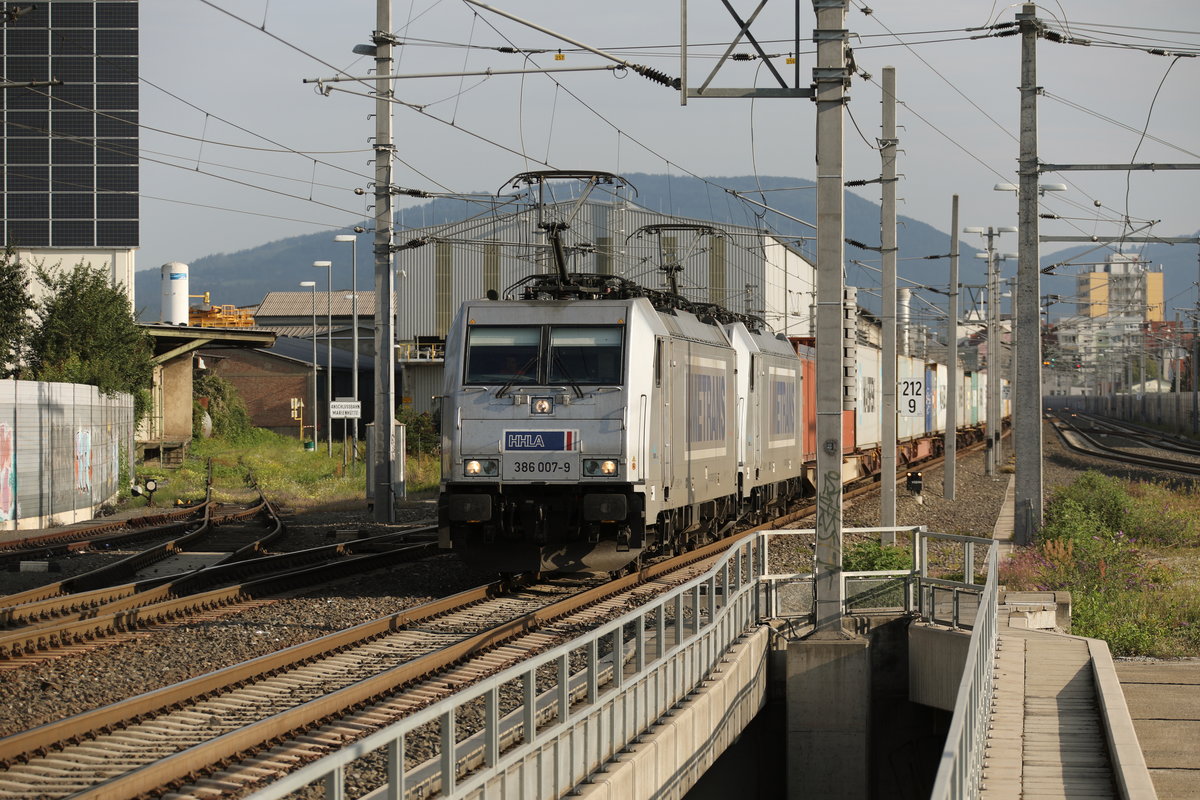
[{"xmin": 898, "ymin": 379, "xmax": 925, "ymax": 417}]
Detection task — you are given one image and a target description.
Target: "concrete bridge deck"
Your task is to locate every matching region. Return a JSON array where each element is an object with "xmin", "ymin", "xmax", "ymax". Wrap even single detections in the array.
[{"xmin": 1115, "ymin": 660, "xmax": 1200, "ymax": 800}]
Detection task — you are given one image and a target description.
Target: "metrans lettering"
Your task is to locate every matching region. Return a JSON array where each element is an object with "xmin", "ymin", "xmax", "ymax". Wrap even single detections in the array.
[{"xmin": 688, "ymin": 372, "xmax": 726, "ymax": 443}]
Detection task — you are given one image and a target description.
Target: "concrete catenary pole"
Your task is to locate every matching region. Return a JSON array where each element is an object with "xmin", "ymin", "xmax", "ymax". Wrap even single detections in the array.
[
  {"xmin": 372, "ymin": 0, "xmax": 397, "ymax": 523},
  {"xmin": 944, "ymin": 196, "xmax": 959, "ymax": 500},
  {"xmin": 1194, "ymin": 248, "xmax": 1199, "ymax": 434},
  {"xmin": 813, "ymin": 0, "xmax": 849, "ymax": 633},
  {"xmin": 880, "ymin": 66, "xmax": 898, "ymax": 538},
  {"xmin": 1014, "ymin": 2, "xmax": 1043, "ymax": 545},
  {"xmin": 986, "ymin": 236, "xmax": 999, "ymax": 476}
]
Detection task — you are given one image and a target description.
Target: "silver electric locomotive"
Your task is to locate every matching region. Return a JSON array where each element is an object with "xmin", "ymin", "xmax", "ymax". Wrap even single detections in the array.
[{"xmin": 437, "ymin": 273, "xmax": 804, "ymax": 574}]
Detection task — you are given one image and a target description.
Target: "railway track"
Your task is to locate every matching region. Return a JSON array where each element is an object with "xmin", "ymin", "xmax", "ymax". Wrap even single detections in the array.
[
  {"xmin": 0, "ymin": 542, "xmax": 727, "ymax": 800},
  {"xmin": 0, "ymin": 462, "xmax": 222, "ymax": 568},
  {"xmin": 0, "ymin": 460, "xmax": 442, "ymax": 664},
  {"xmin": 1050, "ymin": 411, "xmax": 1200, "ymax": 475},
  {"xmin": 0, "ymin": 524, "xmax": 438, "ymax": 664},
  {"xmin": 0, "ymin": 498, "xmax": 208, "ymax": 568},
  {"xmin": 0, "ymin": 437, "xmax": 980, "ymax": 796}
]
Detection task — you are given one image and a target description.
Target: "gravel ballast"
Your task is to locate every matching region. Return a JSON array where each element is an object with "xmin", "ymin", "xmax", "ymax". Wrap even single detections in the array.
[{"xmin": 0, "ymin": 422, "xmax": 1187, "ymax": 755}]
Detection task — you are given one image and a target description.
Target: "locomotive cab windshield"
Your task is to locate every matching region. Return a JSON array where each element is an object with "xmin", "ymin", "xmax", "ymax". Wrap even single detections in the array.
[{"xmin": 465, "ymin": 324, "xmax": 624, "ymax": 387}]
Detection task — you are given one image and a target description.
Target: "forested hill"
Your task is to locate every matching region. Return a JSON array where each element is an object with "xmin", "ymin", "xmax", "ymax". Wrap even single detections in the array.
[{"xmin": 134, "ymin": 173, "xmax": 1197, "ymax": 321}]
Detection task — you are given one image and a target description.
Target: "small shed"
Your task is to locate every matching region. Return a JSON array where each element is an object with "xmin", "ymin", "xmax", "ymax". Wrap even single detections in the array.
[
  {"xmin": 199, "ymin": 336, "xmax": 365, "ymax": 439},
  {"xmin": 139, "ymin": 324, "xmax": 277, "ymax": 464}
]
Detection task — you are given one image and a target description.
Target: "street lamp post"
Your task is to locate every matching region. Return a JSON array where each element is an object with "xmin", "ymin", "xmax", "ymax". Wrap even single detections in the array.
[
  {"xmin": 300, "ymin": 280, "xmax": 318, "ymax": 449},
  {"xmin": 334, "ymin": 234, "xmax": 359, "ymax": 465},
  {"xmin": 314, "ymin": 260, "xmax": 333, "ymax": 457}
]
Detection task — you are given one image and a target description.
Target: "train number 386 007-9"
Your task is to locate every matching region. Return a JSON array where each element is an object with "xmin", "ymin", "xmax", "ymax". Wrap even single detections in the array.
[{"xmin": 510, "ymin": 460, "xmax": 572, "ymax": 474}]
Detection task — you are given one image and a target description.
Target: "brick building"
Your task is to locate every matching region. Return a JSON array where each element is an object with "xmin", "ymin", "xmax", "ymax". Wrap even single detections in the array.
[{"xmin": 199, "ymin": 336, "xmax": 357, "ymax": 440}]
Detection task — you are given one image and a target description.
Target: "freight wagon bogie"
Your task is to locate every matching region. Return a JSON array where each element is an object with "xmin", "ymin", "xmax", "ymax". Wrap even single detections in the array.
[{"xmin": 440, "ymin": 484, "xmax": 646, "ymax": 573}]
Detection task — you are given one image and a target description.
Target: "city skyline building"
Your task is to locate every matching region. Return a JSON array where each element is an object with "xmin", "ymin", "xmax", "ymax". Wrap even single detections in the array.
[{"xmin": 1075, "ymin": 252, "xmax": 1164, "ymax": 322}]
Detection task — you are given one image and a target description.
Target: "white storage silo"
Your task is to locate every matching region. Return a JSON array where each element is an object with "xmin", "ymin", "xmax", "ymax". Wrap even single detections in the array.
[{"xmin": 161, "ymin": 262, "xmax": 189, "ymax": 325}]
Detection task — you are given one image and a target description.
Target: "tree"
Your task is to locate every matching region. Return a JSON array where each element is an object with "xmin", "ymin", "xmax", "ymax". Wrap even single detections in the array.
[
  {"xmin": 26, "ymin": 263, "xmax": 155, "ymax": 420},
  {"xmin": 0, "ymin": 247, "xmax": 35, "ymax": 378}
]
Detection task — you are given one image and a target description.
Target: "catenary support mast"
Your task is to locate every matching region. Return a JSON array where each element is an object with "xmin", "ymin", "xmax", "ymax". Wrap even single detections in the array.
[
  {"xmin": 880, "ymin": 66, "xmax": 898, "ymax": 536},
  {"xmin": 372, "ymin": 0, "xmax": 397, "ymax": 523},
  {"xmin": 944, "ymin": 196, "xmax": 959, "ymax": 500},
  {"xmin": 812, "ymin": 0, "xmax": 850, "ymax": 632},
  {"xmin": 1014, "ymin": 3, "xmax": 1042, "ymax": 544}
]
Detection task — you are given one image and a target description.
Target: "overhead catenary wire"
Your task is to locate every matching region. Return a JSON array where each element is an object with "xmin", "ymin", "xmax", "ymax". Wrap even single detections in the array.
[{"xmin": 119, "ymin": 0, "xmax": 1197, "ymax": 292}]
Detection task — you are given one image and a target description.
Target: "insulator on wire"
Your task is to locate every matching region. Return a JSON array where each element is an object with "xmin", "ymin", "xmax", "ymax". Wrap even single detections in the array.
[{"xmin": 633, "ymin": 65, "xmax": 681, "ymax": 90}]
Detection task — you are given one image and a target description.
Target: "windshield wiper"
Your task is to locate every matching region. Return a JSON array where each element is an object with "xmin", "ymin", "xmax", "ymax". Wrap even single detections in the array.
[
  {"xmin": 495, "ymin": 353, "xmax": 540, "ymax": 398},
  {"xmin": 550, "ymin": 351, "xmax": 586, "ymax": 398}
]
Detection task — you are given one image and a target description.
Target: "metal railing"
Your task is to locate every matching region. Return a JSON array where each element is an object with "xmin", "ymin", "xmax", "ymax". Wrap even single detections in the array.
[
  {"xmin": 246, "ymin": 534, "xmax": 767, "ymax": 800},
  {"xmin": 243, "ymin": 527, "xmax": 997, "ymax": 799},
  {"xmin": 929, "ymin": 546, "xmax": 999, "ymax": 800},
  {"xmin": 760, "ymin": 527, "xmax": 991, "ymax": 630}
]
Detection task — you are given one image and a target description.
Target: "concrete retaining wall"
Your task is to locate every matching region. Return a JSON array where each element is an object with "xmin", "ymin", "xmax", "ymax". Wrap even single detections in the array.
[{"xmin": 573, "ymin": 626, "xmax": 769, "ymax": 800}]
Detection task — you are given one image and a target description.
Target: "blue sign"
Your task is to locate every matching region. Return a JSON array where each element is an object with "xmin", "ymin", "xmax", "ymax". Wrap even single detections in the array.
[{"xmin": 504, "ymin": 430, "xmax": 576, "ymax": 451}]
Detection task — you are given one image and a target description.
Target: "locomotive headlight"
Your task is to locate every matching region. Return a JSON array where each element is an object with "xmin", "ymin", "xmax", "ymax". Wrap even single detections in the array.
[
  {"xmin": 531, "ymin": 396, "xmax": 554, "ymax": 415},
  {"xmin": 464, "ymin": 458, "xmax": 498, "ymax": 476},
  {"xmin": 584, "ymin": 459, "xmax": 619, "ymax": 476}
]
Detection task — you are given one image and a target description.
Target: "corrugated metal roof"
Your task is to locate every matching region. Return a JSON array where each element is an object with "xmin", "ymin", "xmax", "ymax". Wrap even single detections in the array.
[
  {"xmin": 258, "ymin": 335, "xmax": 357, "ymax": 370},
  {"xmin": 255, "ymin": 324, "xmax": 371, "ymax": 340},
  {"xmin": 256, "ymin": 291, "xmax": 383, "ymax": 318}
]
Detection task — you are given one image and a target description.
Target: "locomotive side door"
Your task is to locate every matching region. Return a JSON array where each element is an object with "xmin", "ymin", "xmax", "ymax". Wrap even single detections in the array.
[{"xmin": 658, "ymin": 336, "xmax": 674, "ymax": 497}]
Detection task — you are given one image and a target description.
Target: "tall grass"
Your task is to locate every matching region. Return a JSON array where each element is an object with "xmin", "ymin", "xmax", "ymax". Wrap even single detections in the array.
[
  {"xmin": 139, "ymin": 428, "xmax": 442, "ymax": 510},
  {"xmin": 1000, "ymin": 470, "xmax": 1200, "ymax": 656}
]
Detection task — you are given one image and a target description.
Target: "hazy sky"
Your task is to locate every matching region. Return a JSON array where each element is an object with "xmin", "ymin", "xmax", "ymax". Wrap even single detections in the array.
[{"xmin": 138, "ymin": 1, "xmax": 1200, "ymax": 277}]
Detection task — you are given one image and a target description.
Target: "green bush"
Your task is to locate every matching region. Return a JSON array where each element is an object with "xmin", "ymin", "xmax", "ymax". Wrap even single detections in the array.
[
  {"xmin": 1123, "ymin": 481, "xmax": 1200, "ymax": 548},
  {"xmin": 1001, "ymin": 470, "xmax": 1197, "ymax": 656},
  {"xmin": 193, "ymin": 374, "xmax": 254, "ymax": 441},
  {"xmin": 397, "ymin": 407, "xmax": 440, "ymax": 456},
  {"xmin": 1073, "ymin": 591, "xmax": 1168, "ymax": 657},
  {"xmin": 1045, "ymin": 471, "xmax": 1129, "ymax": 533},
  {"xmin": 844, "ymin": 540, "xmax": 912, "ymax": 571}
]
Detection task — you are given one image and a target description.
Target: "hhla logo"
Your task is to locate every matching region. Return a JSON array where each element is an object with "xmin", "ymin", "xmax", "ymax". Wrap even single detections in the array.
[
  {"xmin": 507, "ymin": 433, "xmax": 546, "ymax": 448},
  {"xmin": 504, "ymin": 431, "xmax": 574, "ymax": 450}
]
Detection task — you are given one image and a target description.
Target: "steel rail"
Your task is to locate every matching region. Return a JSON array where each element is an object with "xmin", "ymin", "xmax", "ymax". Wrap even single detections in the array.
[
  {"xmin": 0, "ymin": 548, "xmax": 709, "ymax": 798},
  {"xmin": 0, "ymin": 504, "xmax": 279, "ymax": 632},
  {"xmin": 0, "ymin": 502, "xmax": 207, "ymax": 559},
  {"xmin": 1070, "ymin": 410, "xmax": 1200, "ymax": 456},
  {"xmin": 65, "ymin": 561, "xmax": 706, "ymax": 800},
  {"xmin": 0, "ymin": 498, "xmax": 268, "ymax": 615},
  {"xmin": 0, "ymin": 529, "xmax": 438, "ymax": 659},
  {"xmin": 0, "ymin": 545, "xmax": 484, "ymax": 766},
  {"xmin": 0, "ymin": 461, "xmax": 218, "ymax": 560},
  {"xmin": 1050, "ymin": 414, "xmax": 1200, "ymax": 475}
]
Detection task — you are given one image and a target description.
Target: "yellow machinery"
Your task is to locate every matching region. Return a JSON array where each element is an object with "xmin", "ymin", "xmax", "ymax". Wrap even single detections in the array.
[{"xmin": 188, "ymin": 292, "xmax": 256, "ymax": 328}]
